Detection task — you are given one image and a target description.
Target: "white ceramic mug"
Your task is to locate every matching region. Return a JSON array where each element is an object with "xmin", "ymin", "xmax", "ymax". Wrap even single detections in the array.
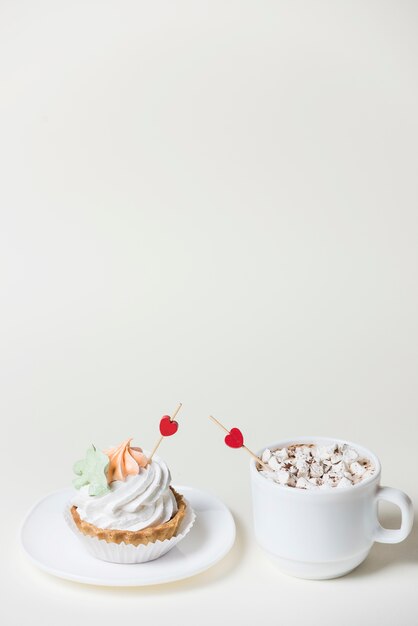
[{"xmin": 250, "ymin": 436, "xmax": 414, "ymax": 579}]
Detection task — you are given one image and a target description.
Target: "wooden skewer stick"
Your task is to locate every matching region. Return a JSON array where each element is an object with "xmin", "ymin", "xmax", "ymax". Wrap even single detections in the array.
[
  {"xmin": 147, "ymin": 402, "xmax": 183, "ymax": 464},
  {"xmin": 208, "ymin": 415, "xmax": 271, "ymax": 471}
]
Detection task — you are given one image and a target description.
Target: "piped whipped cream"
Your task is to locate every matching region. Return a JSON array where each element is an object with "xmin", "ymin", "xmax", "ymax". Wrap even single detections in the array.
[
  {"xmin": 259, "ymin": 442, "xmax": 374, "ymax": 489},
  {"xmin": 72, "ymin": 454, "xmax": 177, "ymax": 531}
]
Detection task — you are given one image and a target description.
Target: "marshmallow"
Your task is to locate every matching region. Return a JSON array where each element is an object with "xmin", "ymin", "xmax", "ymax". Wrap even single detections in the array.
[
  {"xmin": 275, "ymin": 447, "xmax": 289, "ymax": 462},
  {"xmin": 337, "ymin": 476, "xmax": 353, "ymax": 489},
  {"xmin": 260, "ymin": 442, "xmax": 374, "ymax": 490},
  {"xmin": 342, "ymin": 445, "xmax": 359, "ymax": 463},
  {"xmin": 295, "ymin": 458, "xmax": 309, "ymax": 474},
  {"xmin": 310, "ymin": 463, "xmax": 324, "ymax": 478},
  {"xmin": 262, "ymin": 449, "xmax": 272, "ymax": 463},
  {"xmin": 296, "ymin": 477, "xmax": 312, "ymax": 489},
  {"xmin": 275, "ymin": 470, "xmax": 290, "ymax": 485},
  {"xmin": 268, "ymin": 456, "xmax": 281, "ymax": 471},
  {"xmin": 329, "ymin": 461, "xmax": 344, "ymax": 477},
  {"xmin": 350, "ymin": 461, "xmax": 366, "ymax": 477}
]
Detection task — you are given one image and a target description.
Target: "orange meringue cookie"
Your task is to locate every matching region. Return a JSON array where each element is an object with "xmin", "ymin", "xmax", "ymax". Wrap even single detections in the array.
[{"xmin": 104, "ymin": 438, "xmax": 148, "ymax": 483}]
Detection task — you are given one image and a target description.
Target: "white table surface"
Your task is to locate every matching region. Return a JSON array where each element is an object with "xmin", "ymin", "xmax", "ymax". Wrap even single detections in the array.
[{"xmin": 1, "ymin": 1, "xmax": 417, "ymax": 624}]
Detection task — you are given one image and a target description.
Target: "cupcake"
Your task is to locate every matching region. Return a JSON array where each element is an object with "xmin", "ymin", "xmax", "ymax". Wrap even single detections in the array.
[{"xmin": 65, "ymin": 438, "xmax": 195, "ymax": 563}]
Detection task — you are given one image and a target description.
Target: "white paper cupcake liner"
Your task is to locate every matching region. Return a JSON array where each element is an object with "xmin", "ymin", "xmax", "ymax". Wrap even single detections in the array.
[{"xmin": 64, "ymin": 500, "xmax": 196, "ymax": 564}]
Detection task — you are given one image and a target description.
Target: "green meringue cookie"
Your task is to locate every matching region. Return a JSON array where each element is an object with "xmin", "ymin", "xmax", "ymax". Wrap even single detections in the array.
[{"xmin": 73, "ymin": 444, "xmax": 110, "ymax": 496}]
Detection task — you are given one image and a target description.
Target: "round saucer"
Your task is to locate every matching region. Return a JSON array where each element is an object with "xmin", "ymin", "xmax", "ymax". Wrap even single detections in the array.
[{"xmin": 20, "ymin": 485, "xmax": 236, "ymax": 586}]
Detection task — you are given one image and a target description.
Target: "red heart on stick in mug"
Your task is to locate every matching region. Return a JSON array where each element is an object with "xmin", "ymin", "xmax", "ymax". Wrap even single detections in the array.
[
  {"xmin": 224, "ymin": 427, "xmax": 244, "ymax": 448},
  {"xmin": 159, "ymin": 415, "xmax": 179, "ymax": 437}
]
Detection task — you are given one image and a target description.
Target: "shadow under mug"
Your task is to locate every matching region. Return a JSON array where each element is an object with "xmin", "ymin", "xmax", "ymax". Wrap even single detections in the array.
[{"xmin": 250, "ymin": 436, "xmax": 414, "ymax": 580}]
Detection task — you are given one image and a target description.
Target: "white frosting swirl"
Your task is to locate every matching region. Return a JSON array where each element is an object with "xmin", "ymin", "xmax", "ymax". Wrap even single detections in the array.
[{"xmin": 71, "ymin": 454, "xmax": 177, "ymax": 531}]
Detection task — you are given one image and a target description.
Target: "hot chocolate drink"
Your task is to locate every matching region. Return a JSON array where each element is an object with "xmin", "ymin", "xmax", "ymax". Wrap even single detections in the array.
[{"xmin": 251, "ymin": 437, "xmax": 413, "ymax": 579}]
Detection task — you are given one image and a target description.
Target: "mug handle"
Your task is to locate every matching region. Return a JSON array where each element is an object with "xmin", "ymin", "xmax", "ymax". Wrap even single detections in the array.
[{"xmin": 374, "ymin": 486, "xmax": 414, "ymax": 544}]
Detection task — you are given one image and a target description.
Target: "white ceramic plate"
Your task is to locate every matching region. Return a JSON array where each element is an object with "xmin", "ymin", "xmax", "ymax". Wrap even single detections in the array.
[{"xmin": 20, "ymin": 485, "xmax": 236, "ymax": 586}]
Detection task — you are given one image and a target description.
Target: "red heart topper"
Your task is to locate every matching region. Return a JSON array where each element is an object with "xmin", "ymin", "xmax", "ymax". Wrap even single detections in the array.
[
  {"xmin": 224, "ymin": 427, "xmax": 244, "ymax": 449},
  {"xmin": 159, "ymin": 415, "xmax": 179, "ymax": 437}
]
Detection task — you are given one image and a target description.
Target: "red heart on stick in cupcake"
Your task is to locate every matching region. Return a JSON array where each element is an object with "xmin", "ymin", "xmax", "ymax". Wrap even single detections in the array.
[
  {"xmin": 147, "ymin": 403, "xmax": 183, "ymax": 466},
  {"xmin": 224, "ymin": 427, "xmax": 244, "ymax": 448},
  {"xmin": 159, "ymin": 415, "xmax": 179, "ymax": 437}
]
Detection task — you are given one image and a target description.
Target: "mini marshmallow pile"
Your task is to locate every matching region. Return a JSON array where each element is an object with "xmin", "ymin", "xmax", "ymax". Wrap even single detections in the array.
[{"xmin": 259, "ymin": 443, "xmax": 374, "ymax": 489}]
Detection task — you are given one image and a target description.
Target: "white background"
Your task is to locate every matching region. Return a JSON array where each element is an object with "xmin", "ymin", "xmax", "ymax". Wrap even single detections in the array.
[{"xmin": 1, "ymin": 1, "xmax": 418, "ymax": 624}]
